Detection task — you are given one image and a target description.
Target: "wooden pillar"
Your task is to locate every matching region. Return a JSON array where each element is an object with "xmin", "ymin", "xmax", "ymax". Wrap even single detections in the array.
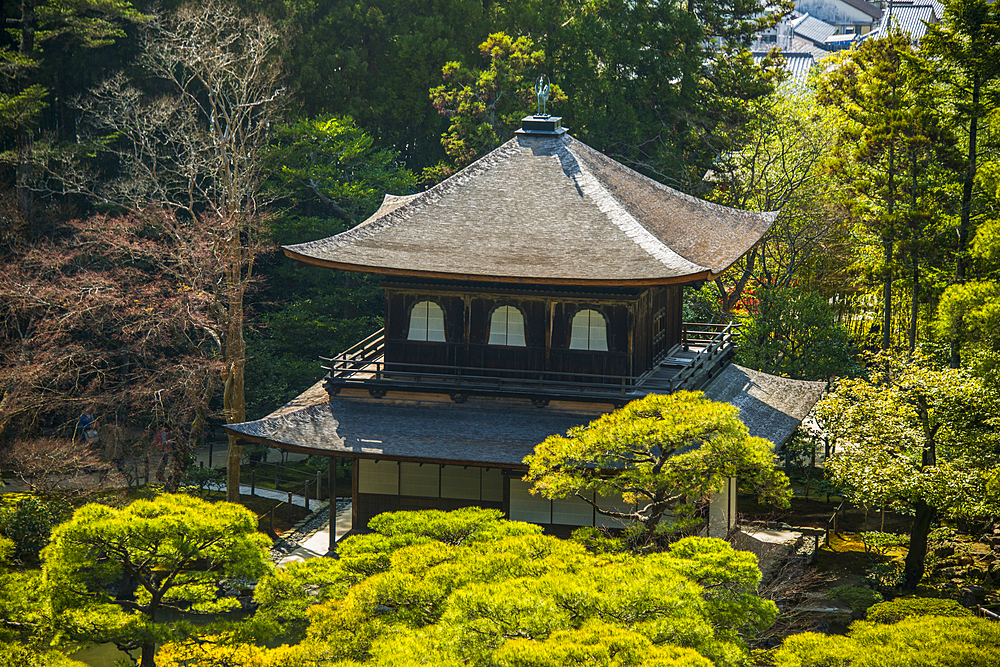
[
  {"xmin": 328, "ymin": 457, "xmax": 337, "ymax": 554},
  {"xmin": 545, "ymin": 300, "xmax": 553, "ymax": 370}
]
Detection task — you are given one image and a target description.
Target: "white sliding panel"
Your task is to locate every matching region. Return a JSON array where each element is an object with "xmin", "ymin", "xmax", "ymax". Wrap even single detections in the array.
[
  {"xmin": 508, "ymin": 478, "xmax": 551, "ymax": 523},
  {"xmin": 358, "ymin": 459, "xmax": 399, "ymax": 495},
  {"xmin": 441, "ymin": 466, "xmax": 481, "ymax": 500},
  {"xmin": 400, "ymin": 462, "xmax": 440, "ymax": 497}
]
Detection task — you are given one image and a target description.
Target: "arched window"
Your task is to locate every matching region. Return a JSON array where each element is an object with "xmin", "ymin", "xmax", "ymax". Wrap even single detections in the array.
[
  {"xmin": 569, "ymin": 309, "xmax": 608, "ymax": 351},
  {"xmin": 488, "ymin": 305, "xmax": 526, "ymax": 346},
  {"xmin": 407, "ymin": 301, "xmax": 446, "ymax": 342}
]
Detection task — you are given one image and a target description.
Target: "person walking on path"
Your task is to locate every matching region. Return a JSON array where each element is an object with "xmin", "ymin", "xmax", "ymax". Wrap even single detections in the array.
[{"xmin": 76, "ymin": 409, "xmax": 98, "ymax": 445}]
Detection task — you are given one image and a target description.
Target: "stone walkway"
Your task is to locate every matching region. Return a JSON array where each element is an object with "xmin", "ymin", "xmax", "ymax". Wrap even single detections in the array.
[{"xmin": 222, "ymin": 484, "xmax": 352, "ymax": 565}]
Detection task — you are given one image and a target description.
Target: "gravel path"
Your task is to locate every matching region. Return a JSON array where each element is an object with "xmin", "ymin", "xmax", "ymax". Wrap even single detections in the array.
[{"xmin": 270, "ymin": 498, "xmax": 351, "ymax": 562}]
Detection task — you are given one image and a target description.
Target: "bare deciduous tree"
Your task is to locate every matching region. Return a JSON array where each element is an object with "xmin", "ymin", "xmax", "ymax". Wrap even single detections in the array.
[
  {"xmin": 0, "ymin": 210, "xmax": 225, "ymax": 490},
  {"xmin": 1, "ymin": 437, "xmax": 112, "ymax": 493},
  {"xmin": 42, "ymin": 1, "xmax": 284, "ymax": 500}
]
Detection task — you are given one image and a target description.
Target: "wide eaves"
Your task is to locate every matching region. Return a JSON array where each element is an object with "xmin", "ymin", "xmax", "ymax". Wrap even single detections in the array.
[{"xmin": 283, "ymin": 134, "xmax": 778, "ymax": 287}]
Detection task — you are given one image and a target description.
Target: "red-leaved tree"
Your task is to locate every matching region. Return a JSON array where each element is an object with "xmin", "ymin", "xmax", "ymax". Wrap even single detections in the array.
[{"xmin": 0, "ymin": 209, "xmax": 243, "ymax": 490}]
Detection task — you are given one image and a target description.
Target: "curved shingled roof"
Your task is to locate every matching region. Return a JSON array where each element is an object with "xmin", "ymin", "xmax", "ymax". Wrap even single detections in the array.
[
  {"xmin": 283, "ymin": 134, "xmax": 778, "ymax": 286},
  {"xmin": 224, "ymin": 366, "xmax": 826, "ymax": 465}
]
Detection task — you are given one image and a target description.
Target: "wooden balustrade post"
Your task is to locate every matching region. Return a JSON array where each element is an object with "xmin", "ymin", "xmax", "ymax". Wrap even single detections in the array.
[
  {"xmin": 287, "ymin": 492, "xmax": 293, "ymax": 521},
  {"xmin": 304, "ymin": 481, "xmax": 310, "ymax": 511},
  {"xmin": 317, "ymin": 470, "xmax": 323, "ymax": 501},
  {"xmin": 250, "ymin": 470, "xmax": 256, "ymax": 497},
  {"xmin": 329, "ymin": 457, "xmax": 337, "ymax": 553}
]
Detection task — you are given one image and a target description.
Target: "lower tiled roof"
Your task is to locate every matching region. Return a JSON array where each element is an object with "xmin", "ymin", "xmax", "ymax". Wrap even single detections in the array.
[{"xmin": 226, "ymin": 366, "xmax": 827, "ymax": 466}]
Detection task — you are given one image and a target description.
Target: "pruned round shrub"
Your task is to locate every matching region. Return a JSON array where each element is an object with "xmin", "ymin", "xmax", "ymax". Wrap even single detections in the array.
[
  {"xmin": 0, "ymin": 496, "xmax": 54, "ymax": 562},
  {"xmin": 867, "ymin": 596, "xmax": 972, "ymax": 623}
]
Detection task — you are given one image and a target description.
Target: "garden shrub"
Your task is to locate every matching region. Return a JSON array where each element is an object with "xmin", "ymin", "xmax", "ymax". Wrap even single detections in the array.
[
  {"xmin": 864, "ymin": 561, "xmax": 905, "ymax": 590},
  {"xmin": 828, "ymin": 585, "xmax": 882, "ymax": 619},
  {"xmin": 866, "ymin": 597, "xmax": 972, "ymax": 624},
  {"xmin": 860, "ymin": 531, "xmax": 908, "ymax": 558},
  {"xmin": 180, "ymin": 465, "xmax": 225, "ymax": 496},
  {"xmin": 0, "ymin": 536, "xmax": 14, "ymax": 564},
  {"xmin": 0, "ymin": 496, "xmax": 64, "ymax": 562},
  {"xmin": 774, "ymin": 616, "xmax": 1000, "ymax": 666}
]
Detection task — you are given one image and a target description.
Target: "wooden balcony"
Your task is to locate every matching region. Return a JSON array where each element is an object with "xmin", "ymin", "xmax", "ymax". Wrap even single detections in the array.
[{"xmin": 321, "ymin": 322, "xmax": 737, "ymax": 406}]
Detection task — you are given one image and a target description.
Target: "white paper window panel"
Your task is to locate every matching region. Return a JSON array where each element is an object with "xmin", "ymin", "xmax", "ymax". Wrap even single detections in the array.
[
  {"xmin": 425, "ymin": 302, "xmax": 446, "ymax": 341},
  {"xmin": 441, "ymin": 466, "xmax": 480, "ymax": 500},
  {"xmin": 407, "ymin": 302, "xmax": 428, "ymax": 340},
  {"xmin": 589, "ymin": 314, "xmax": 608, "ymax": 351},
  {"xmin": 508, "ymin": 478, "xmax": 551, "ymax": 524},
  {"xmin": 552, "ymin": 493, "xmax": 594, "ymax": 526},
  {"xmin": 569, "ymin": 309, "xmax": 608, "ymax": 351},
  {"xmin": 399, "ymin": 462, "xmax": 440, "ymax": 497},
  {"xmin": 488, "ymin": 306, "xmax": 526, "ymax": 346},
  {"xmin": 482, "ymin": 468, "xmax": 504, "ymax": 502},
  {"xmin": 408, "ymin": 301, "xmax": 446, "ymax": 342},
  {"xmin": 569, "ymin": 312, "xmax": 590, "ymax": 349},
  {"xmin": 358, "ymin": 459, "xmax": 399, "ymax": 495},
  {"xmin": 595, "ymin": 492, "xmax": 635, "ymax": 529}
]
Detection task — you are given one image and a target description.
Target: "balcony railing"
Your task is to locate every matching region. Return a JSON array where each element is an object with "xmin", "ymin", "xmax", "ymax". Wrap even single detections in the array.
[{"xmin": 321, "ymin": 322, "xmax": 737, "ymax": 404}]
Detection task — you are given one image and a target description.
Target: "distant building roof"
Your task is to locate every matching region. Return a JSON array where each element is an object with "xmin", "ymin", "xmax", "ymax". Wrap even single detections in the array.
[
  {"xmin": 283, "ymin": 133, "xmax": 777, "ymax": 287},
  {"xmin": 791, "ymin": 13, "xmax": 839, "ymax": 46},
  {"xmin": 788, "ymin": 36, "xmax": 834, "ymax": 61},
  {"xmin": 839, "ymin": 0, "xmax": 882, "ymax": 20},
  {"xmin": 866, "ymin": 3, "xmax": 936, "ymax": 42},
  {"xmin": 754, "ymin": 51, "xmax": 817, "ymax": 89},
  {"xmin": 824, "ymin": 33, "xmax": 860, "ymax": 50},
  {"xmin": 224, "ymin": 366, "xmax": 827, "ymax": 464},
  {"xmin": 702, "ymin": 365, "xmax": 826, "ymax": 448}
]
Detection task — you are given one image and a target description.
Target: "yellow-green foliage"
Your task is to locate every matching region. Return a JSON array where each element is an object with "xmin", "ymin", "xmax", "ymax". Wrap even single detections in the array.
[
  {"xmin": 774, "ymin": 616, "xmax": 1000, "ymax": 666},
  {"xmin": 525, "ymin": 392, "xmax": 790, "ymax": 535},
  {"xmin": 0, "ymin": 645, "xmax": 87, "ymax": 667},
  {"xmin": 162, "ymin": 509, "xmax": 777, "ymax": 667},
  {"xmin": 44, "ymin": 494, "xmax": 272, "ymax": 656},
  {"xmin": 866, "ymin": 597, "xmax": 972, "ymax": 624},
  {"xmin": 493, "ymin": 622, "xmax": 713, "ymax": 667}
]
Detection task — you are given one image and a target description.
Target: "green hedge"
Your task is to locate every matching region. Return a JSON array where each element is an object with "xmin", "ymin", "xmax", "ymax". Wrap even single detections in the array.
[{"xmin": 867, "ymin": 596, "xmax": 972, "ymax": 623}]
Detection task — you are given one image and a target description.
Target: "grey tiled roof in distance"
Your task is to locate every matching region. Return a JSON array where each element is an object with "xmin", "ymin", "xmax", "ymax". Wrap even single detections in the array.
[
  {"xmin": 283, "ymin": 134, "xmax": 777, "ymax": 286},
  {"xmin": 867, "ymin": 4, "xmax": 936, "ymax": 41},
  {"xmin": 225, "ymin": 366, "xmax": 826, "ymax": 465},
  {"xmin": 838, "ymin": 0, "xmax": 882, "ymax": 20},
  {"xmin": 754, "ymin": 52, "xmax": 817, "ymax": 90},
  {"xmin": 791, "ymin": 13, "xmax": 839, "ymax": 46}
]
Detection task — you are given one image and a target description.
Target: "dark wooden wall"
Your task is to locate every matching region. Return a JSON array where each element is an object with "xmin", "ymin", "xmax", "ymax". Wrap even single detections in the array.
[
  {"xmin": 380, "ymin": 281, "xmax": 686, "ymax": 379},
  {"xmin": 651, "ymin": 286, "xmax": 683, "ymax": 362}
]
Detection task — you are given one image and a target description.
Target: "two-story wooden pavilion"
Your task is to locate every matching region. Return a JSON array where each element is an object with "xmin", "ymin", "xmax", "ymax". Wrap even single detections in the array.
[{"xmin": 226, "ymin": 116, "xmax": 826, "ymax": 540}]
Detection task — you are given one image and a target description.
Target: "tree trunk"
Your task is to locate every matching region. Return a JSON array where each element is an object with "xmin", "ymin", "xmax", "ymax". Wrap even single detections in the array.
[
  {"xmin": 903, "ymin": 499, "xmax": 936, "ymax": 590},
  {"xmin": 224, "ymin": 231, "xmax": 247, "ymax": 503},
  {"xmin": 909, "ymin": 245, "xmax": 918, "ymax": 355},
  {"xmin": 908, "ymin": 165, "xmax": 919, "ymax": 356},
  {"xmin": 882, "ymin": 136, "xmax": 895, "ymax": 351},
  {"xmin": 140, "ymin": 641, "xmax": 156, "ymax": 667},
  {"xmin": 951, "ymin": 74, "xmax": 980, "ymax": 369}
]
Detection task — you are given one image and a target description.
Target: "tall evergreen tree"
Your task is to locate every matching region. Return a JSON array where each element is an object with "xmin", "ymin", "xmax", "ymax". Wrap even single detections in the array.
[
  {"xmin": 0, "ymin": 0, "xmax": 143, "ymax": 238},
  {"xmin": 818, "ymin": 29, "xmax": 953, "ymax": 351},
  {"xmin": 920, "ymin": 0, "xmax": 1000, "ymax": 366}
]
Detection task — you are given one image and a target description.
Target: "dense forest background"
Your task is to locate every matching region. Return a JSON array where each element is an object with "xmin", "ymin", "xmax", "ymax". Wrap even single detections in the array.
[{"xmin": 1, "ymin": 0, "xmax": 998, "ymax": 484}]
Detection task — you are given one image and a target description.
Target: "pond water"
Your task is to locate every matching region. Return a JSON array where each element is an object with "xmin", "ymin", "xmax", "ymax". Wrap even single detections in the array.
[{"xmin": 68, "ymin": 608, "xmax": 248, "ymax": 667}]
